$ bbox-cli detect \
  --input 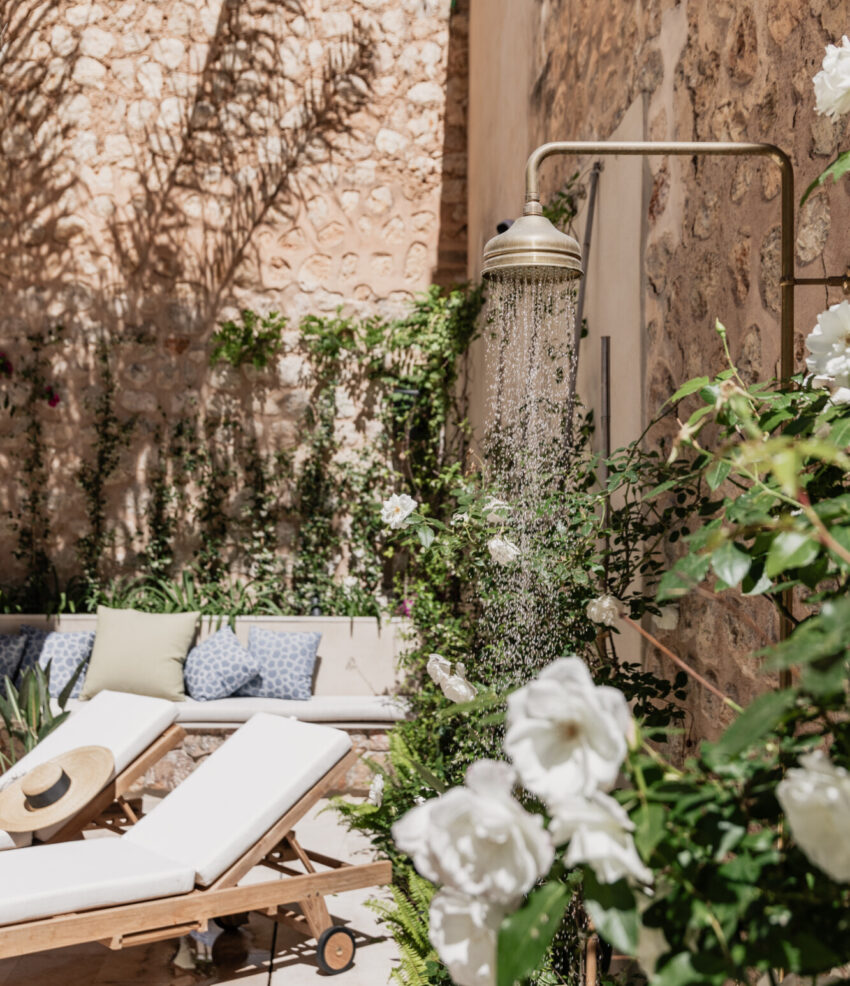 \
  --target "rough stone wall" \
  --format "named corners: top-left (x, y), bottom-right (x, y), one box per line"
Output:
top-left (0, 0), bottom-right (467, 583)
top-left (471, 0), bottom-right (850, 741)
